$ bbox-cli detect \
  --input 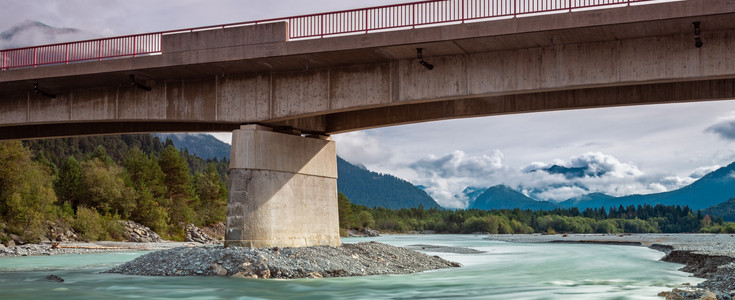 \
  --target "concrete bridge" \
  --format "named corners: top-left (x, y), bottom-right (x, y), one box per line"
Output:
top-left (1, 0), bottom-right (734, 248)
